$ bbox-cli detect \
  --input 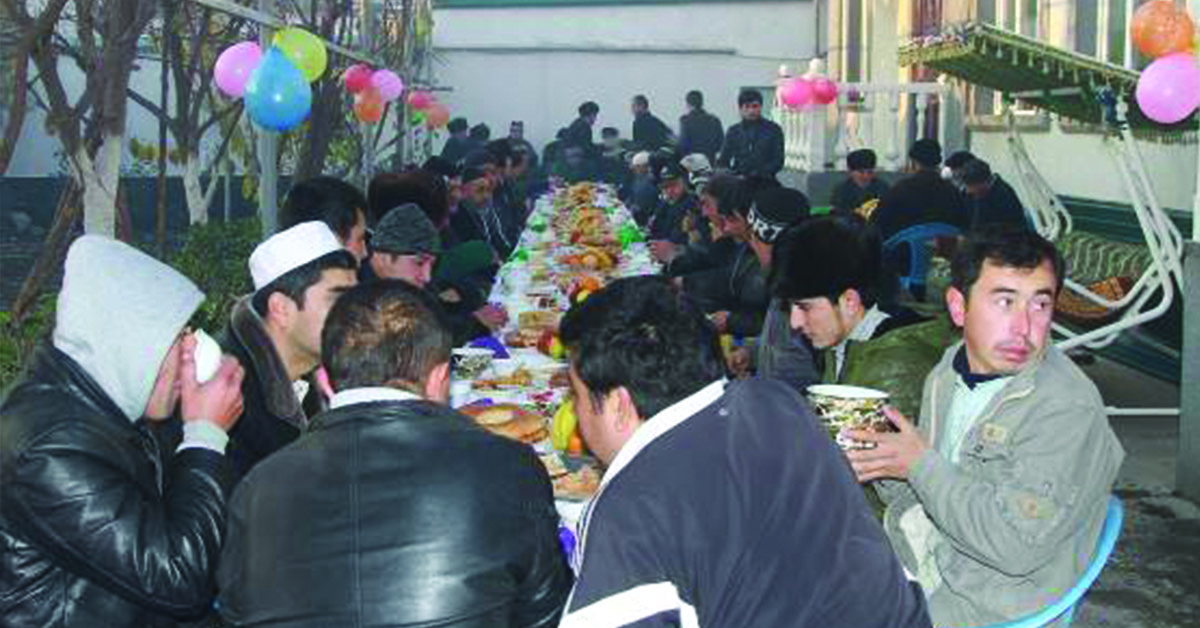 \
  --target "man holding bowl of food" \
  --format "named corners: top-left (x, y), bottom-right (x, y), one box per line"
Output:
top-left (843, 226), bottom-right (1124, 627)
